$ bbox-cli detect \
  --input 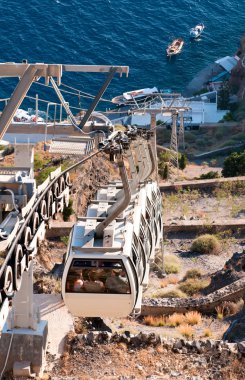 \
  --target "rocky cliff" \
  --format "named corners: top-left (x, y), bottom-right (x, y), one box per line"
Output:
top-left (230, 35), bottom-right (245, 99)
